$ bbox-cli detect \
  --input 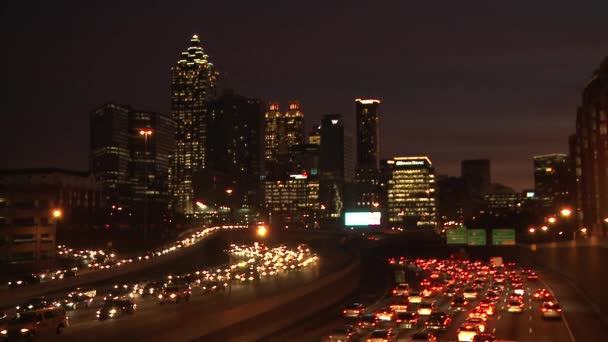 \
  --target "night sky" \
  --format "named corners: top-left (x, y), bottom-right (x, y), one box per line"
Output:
top-left (1, 1), bottom-right (607, 190)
